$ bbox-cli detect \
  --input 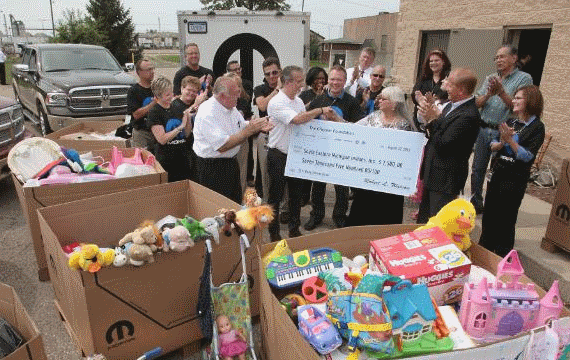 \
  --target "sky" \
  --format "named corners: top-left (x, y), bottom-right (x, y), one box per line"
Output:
top-left (1, 0), bottom-right (399, 39)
